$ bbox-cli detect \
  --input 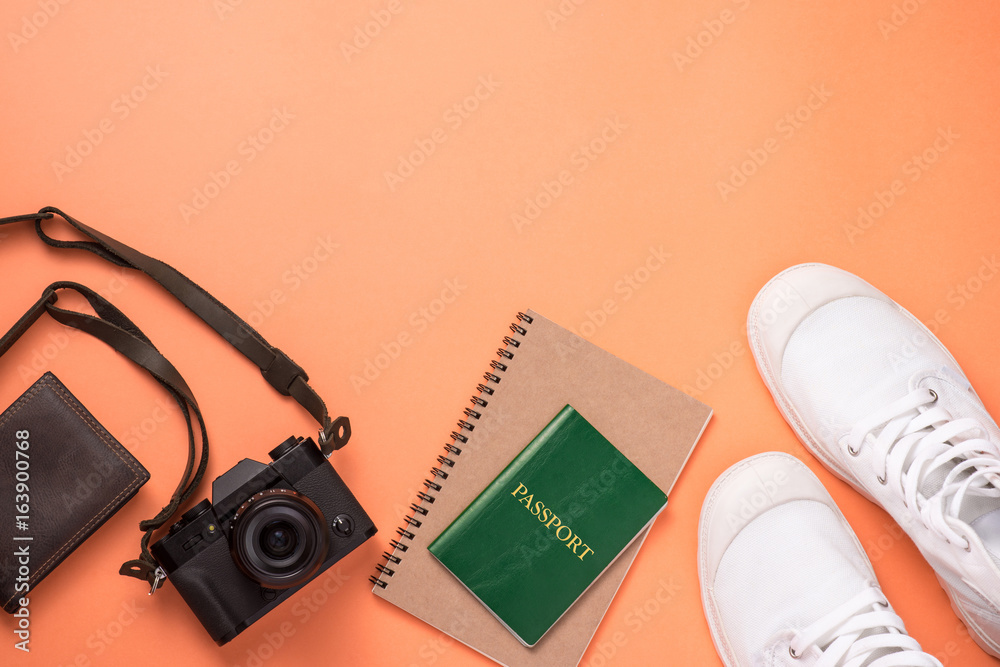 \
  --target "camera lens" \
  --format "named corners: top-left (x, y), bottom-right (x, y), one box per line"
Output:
top-left (260, 520), bottom-right (298, 559)
top-left (230, 489), bottom-right (330, 589)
